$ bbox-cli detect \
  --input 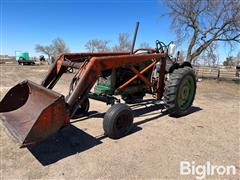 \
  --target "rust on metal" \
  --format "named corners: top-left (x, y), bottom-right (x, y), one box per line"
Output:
top-left (66, 53), bottom-right (165, 108)
top-left (129, 66), bottom-right (153, 87)
top-left (0, 48), bottom-right (166, 147)
top-left (0, 80), bottom-right (69, 147)
top-left (0, 21), bottom-right (174, 148)
top-left (116, 60), bottom-right (157, 91)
